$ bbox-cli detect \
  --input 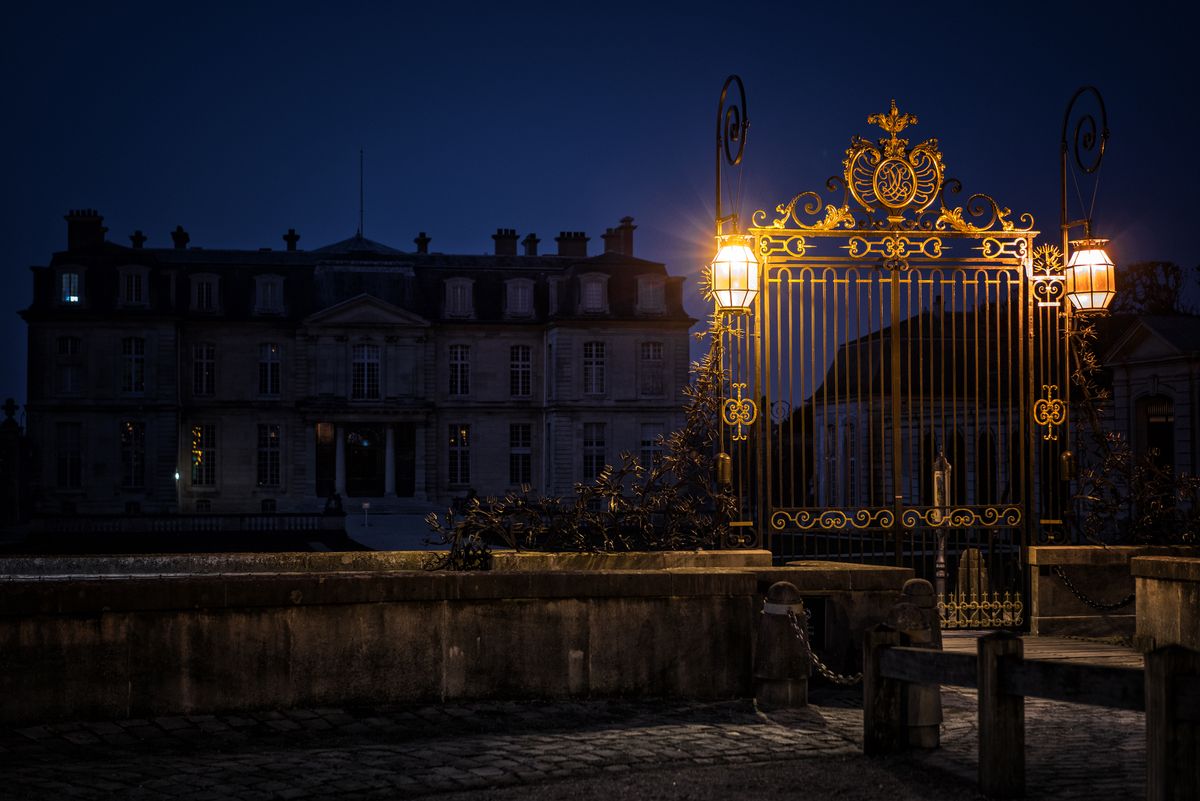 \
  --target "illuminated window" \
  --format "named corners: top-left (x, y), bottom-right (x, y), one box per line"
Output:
top-left (445, 278), bottom-right (474, 318)
top-left (258, 343), bottom-right (281, 396)
top-left (640, 423), bottom-right (664, 467)
top-left (193, 343), bottom-right (215, 396)
top-left (55, 422), bottom-right (82, 489)
top-left (449, 344), bottom-right (470, 396)
top-left (255, 275), bottom-right (284, 314)
top-left (510, 344), bottom-right (531, 397)
top-left (351, 343), bottom-right (380, 400)
top-left (120, 420), bottom-right (145, 489)
top-left (257, 423), bottom-right (281, 487)
top-left (640, 341), bottom-right (664, 396)
top-left (60, 272), bottom-right (81, 304)
top-left (191, 424), bottom-right (217, 486)
top-left (121, 337), bottom-right (145, 395)
top-left (583, 422), bottom-right (606, 479)
top-left (448, 423), bottom-right (470, 485)
top-left (509, 423), bottom-right (531, 486)
top-left (637, 275), bottom-right (665, 313)
top-left (506, 279), bottom-right (534, 317)
top-left (583, 341), bottom-right (605, 395)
